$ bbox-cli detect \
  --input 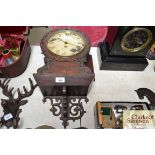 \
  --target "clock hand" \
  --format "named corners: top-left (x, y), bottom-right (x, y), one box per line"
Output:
top-left (65, 42), bottom-right (82, 47)
top-left (56, 38), bottom-right (66, 43)
top-left (49, 38), bottom-right (65, 42)
top-left (58, 38), bottom-right (81, 47)
top-left (50, 38), bottom-right (83, 48)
